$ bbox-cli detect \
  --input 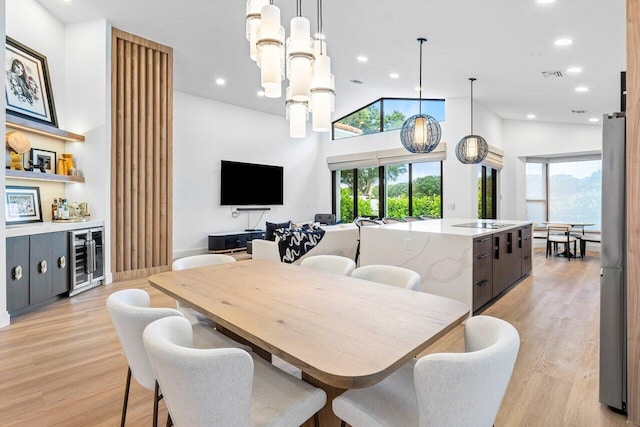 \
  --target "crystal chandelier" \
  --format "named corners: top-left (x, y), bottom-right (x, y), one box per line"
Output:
top-left (455, 78), bottom-right (489, 164)
top-left (400, 38), bottom-right (441, 153)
